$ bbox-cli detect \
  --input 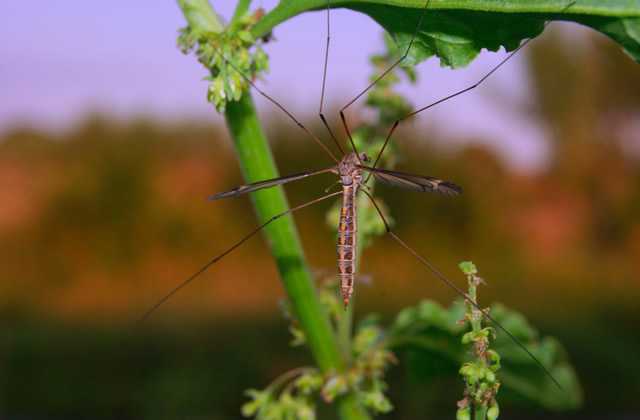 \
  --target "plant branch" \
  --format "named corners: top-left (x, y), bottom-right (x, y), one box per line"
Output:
top-left (231, 0), bottom-right (253, 24)
top-left (178, 0), bottom-right (224, 33)
top-left (224, 94), bottom-right (344, 373)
